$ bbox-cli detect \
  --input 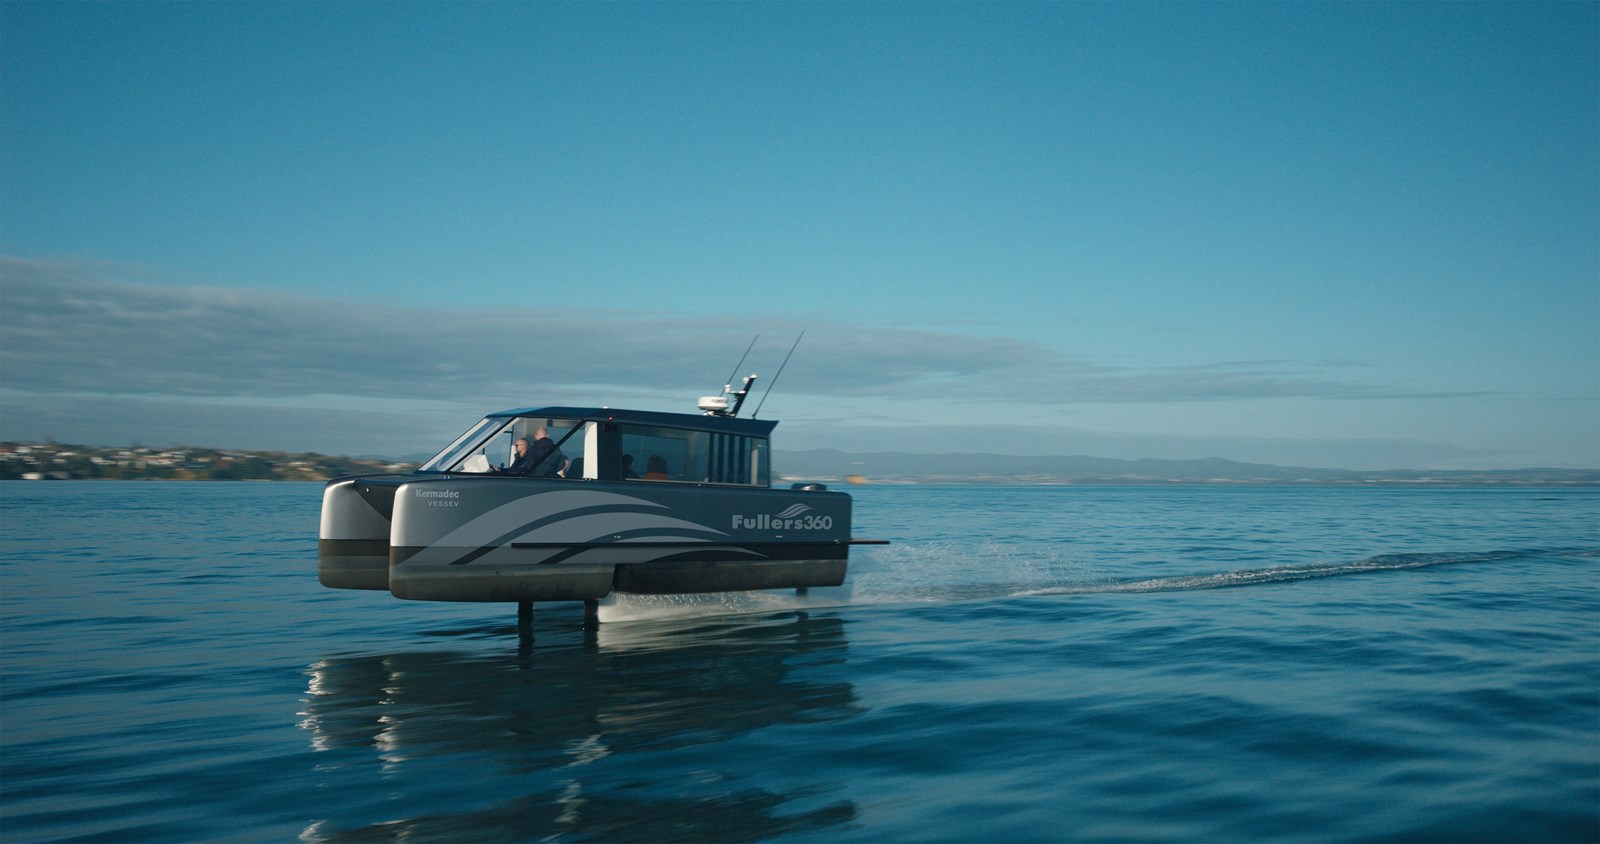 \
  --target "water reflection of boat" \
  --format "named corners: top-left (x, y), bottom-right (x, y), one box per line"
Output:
top-left (298, 614), bottom-right (858, 840)
top-left (319, 375), bottom-right (885, 617)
